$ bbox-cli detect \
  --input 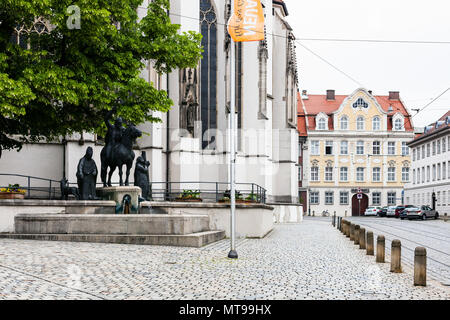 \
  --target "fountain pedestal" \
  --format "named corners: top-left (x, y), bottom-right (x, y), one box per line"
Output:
top-left (97, 186), bottom-right (141, 214)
